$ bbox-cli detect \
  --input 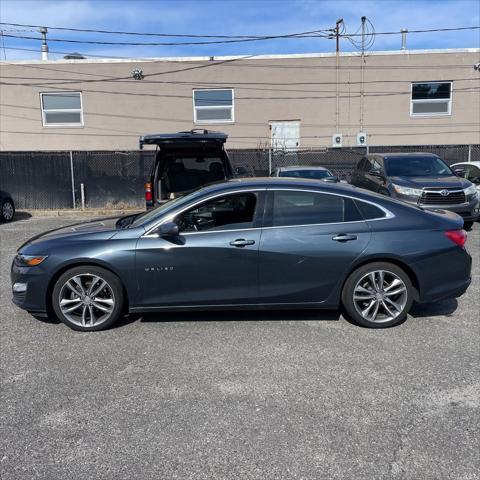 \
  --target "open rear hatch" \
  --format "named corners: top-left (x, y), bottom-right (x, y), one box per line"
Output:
top-left (140, 130), bottom-right (232, 203)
